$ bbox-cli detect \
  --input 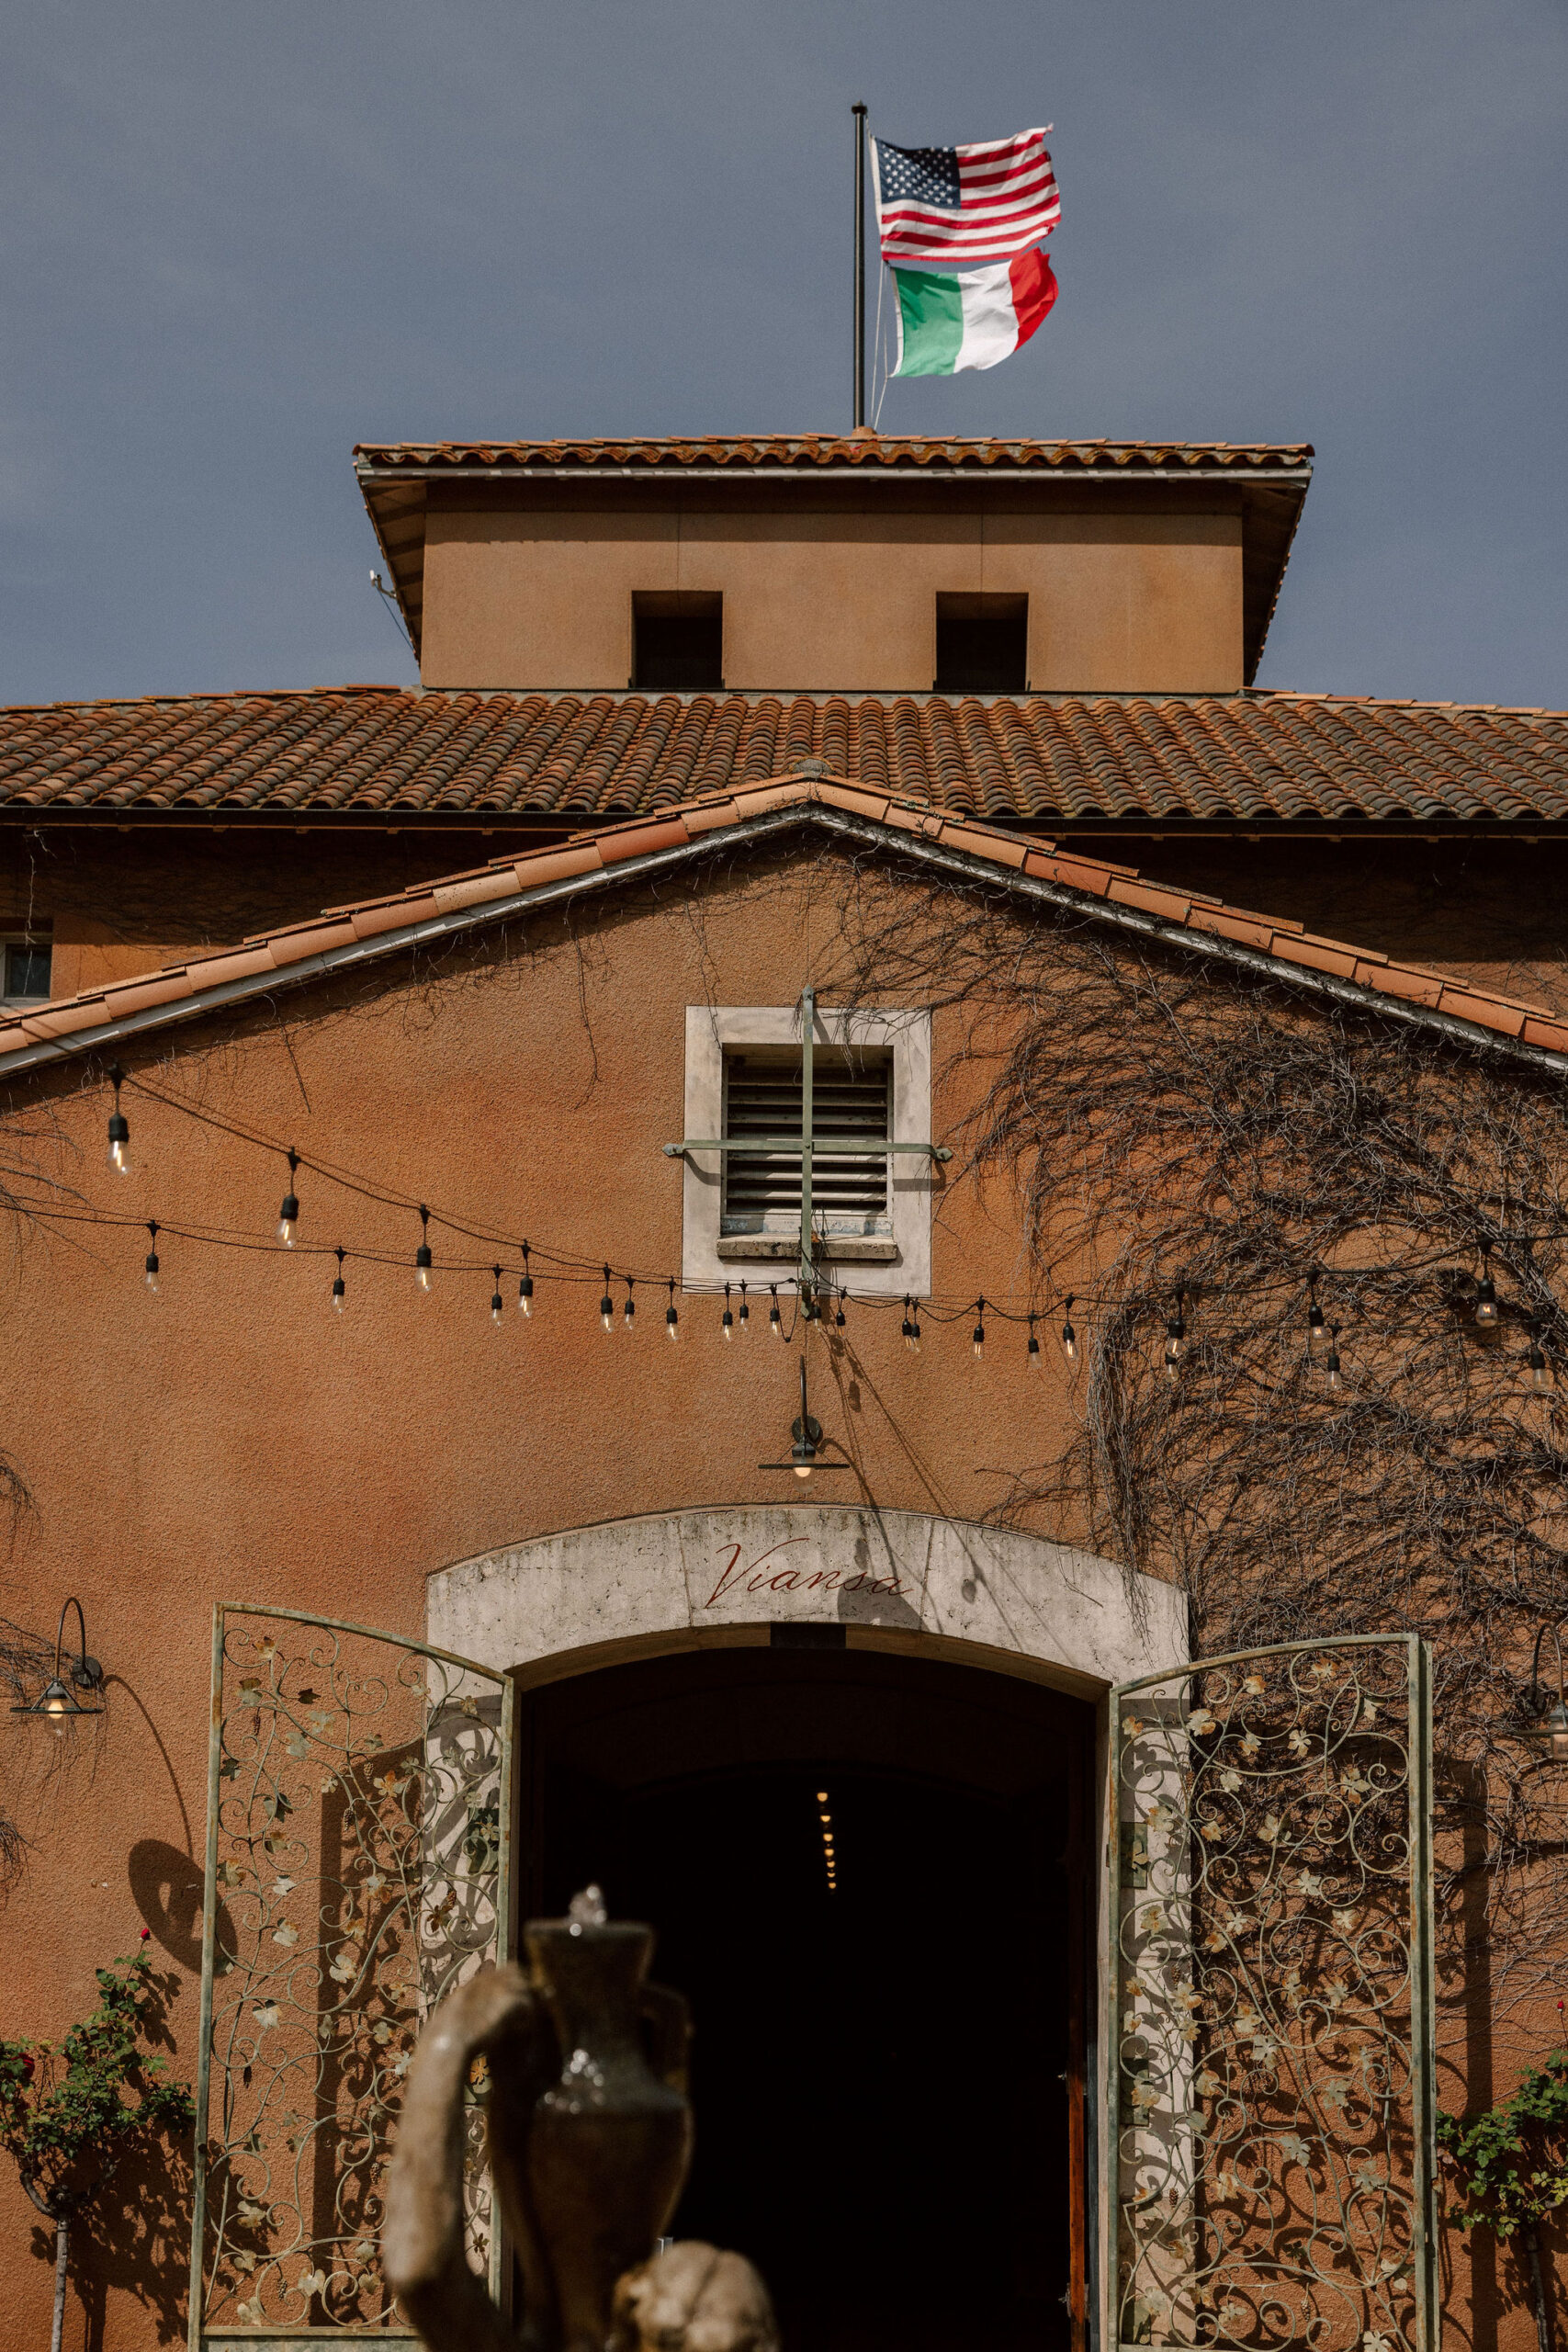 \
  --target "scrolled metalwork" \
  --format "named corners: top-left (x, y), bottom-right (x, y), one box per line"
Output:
top-left (1111, 1634), bottom-right (1434, 2352)
top-left (189, 1604), bottom-right (512, 2346)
